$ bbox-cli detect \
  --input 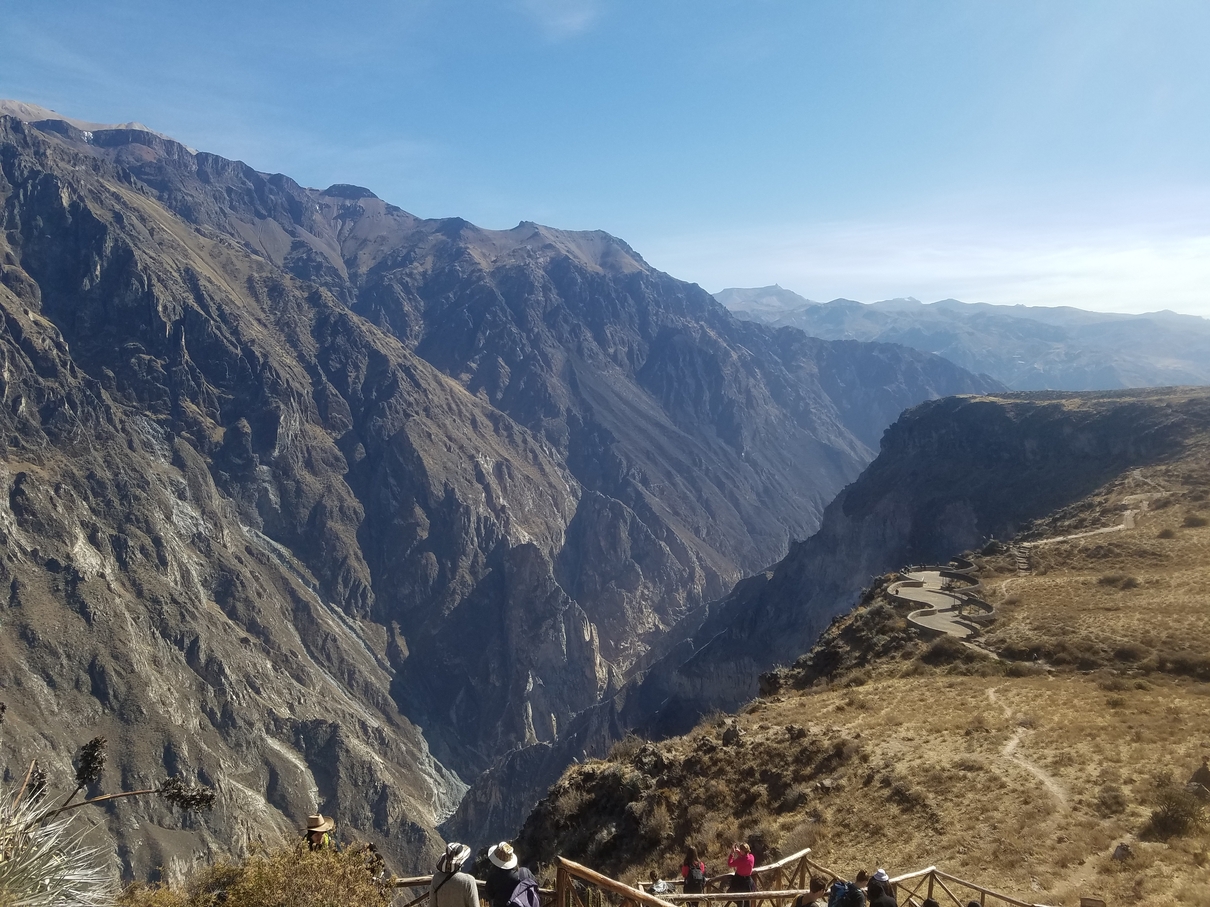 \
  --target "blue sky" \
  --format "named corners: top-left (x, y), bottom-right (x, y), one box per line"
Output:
top-left (3, 0), bottom-right (1209, 316)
